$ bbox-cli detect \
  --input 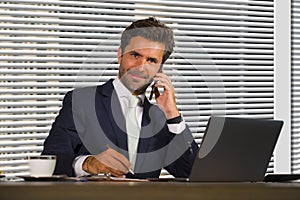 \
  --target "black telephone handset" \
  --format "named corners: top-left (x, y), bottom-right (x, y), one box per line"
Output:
top-left (149, 65), bottom-right (163, 100)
